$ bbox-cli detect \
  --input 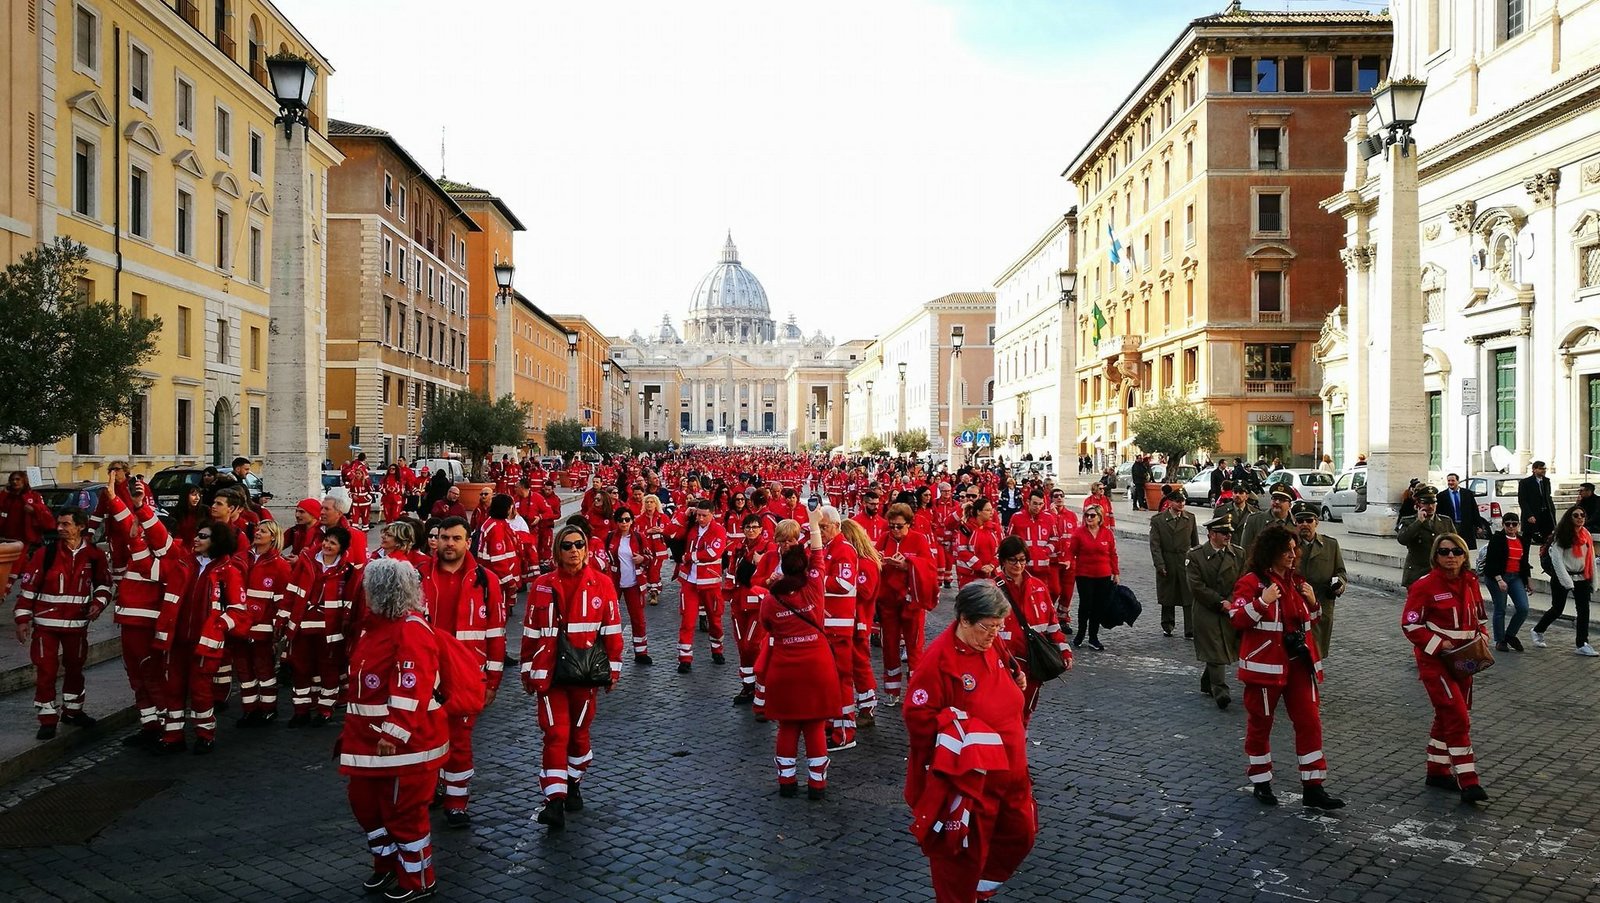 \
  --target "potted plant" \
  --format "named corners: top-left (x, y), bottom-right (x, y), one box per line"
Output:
top-left (1130, 398), bottom-right (1224, 510)
top-left (420, 389), bottom-right (533, 499)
